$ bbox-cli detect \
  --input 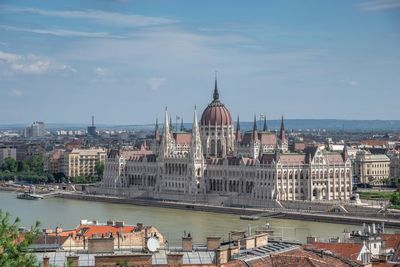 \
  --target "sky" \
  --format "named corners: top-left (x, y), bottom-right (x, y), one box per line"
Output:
top-left (0, 0), bottom-right (399, 125)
